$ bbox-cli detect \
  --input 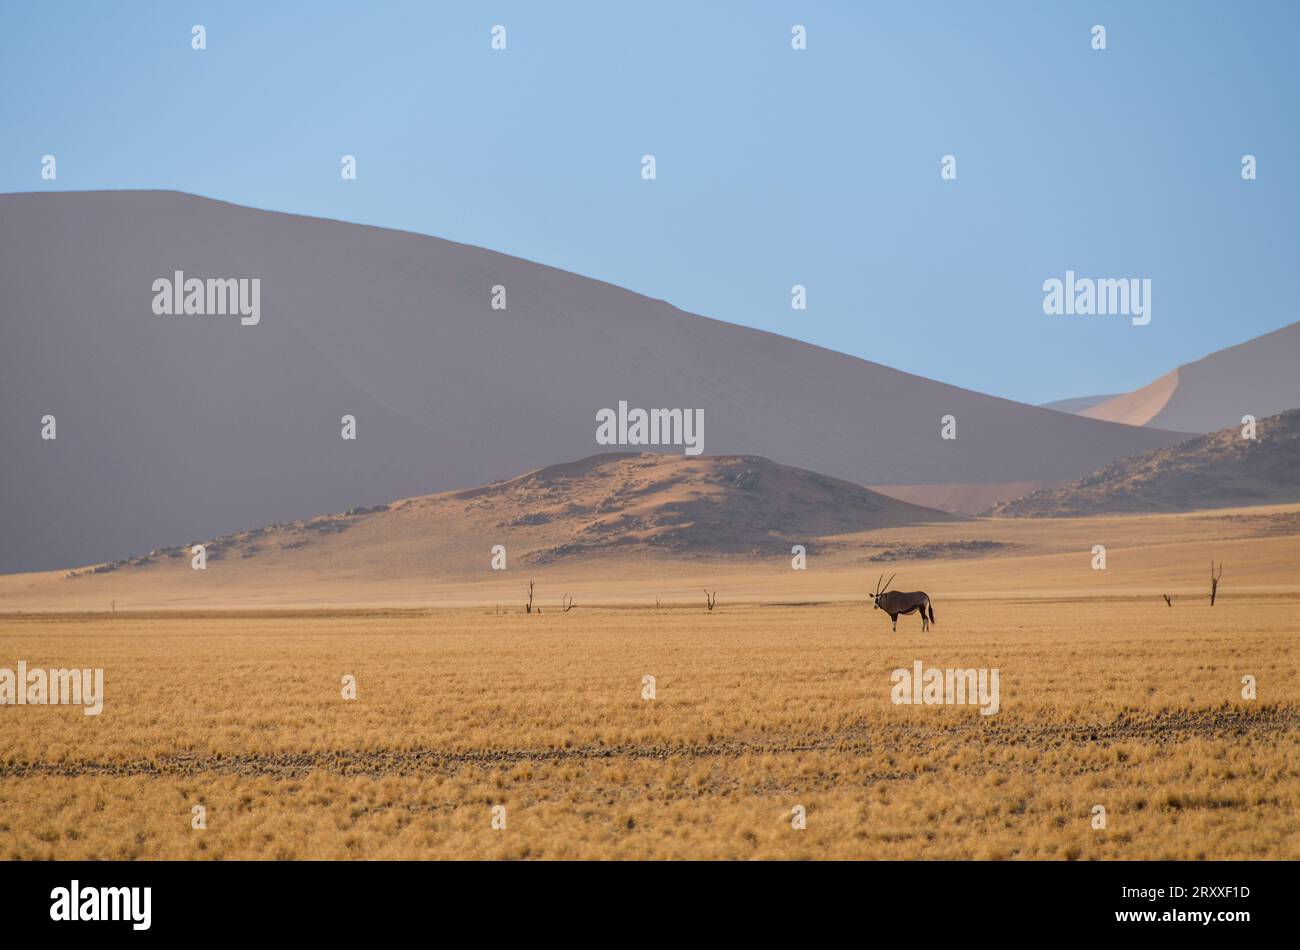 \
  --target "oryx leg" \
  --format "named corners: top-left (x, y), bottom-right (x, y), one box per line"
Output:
top-left (890, 614), bottom-right (898, 631)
